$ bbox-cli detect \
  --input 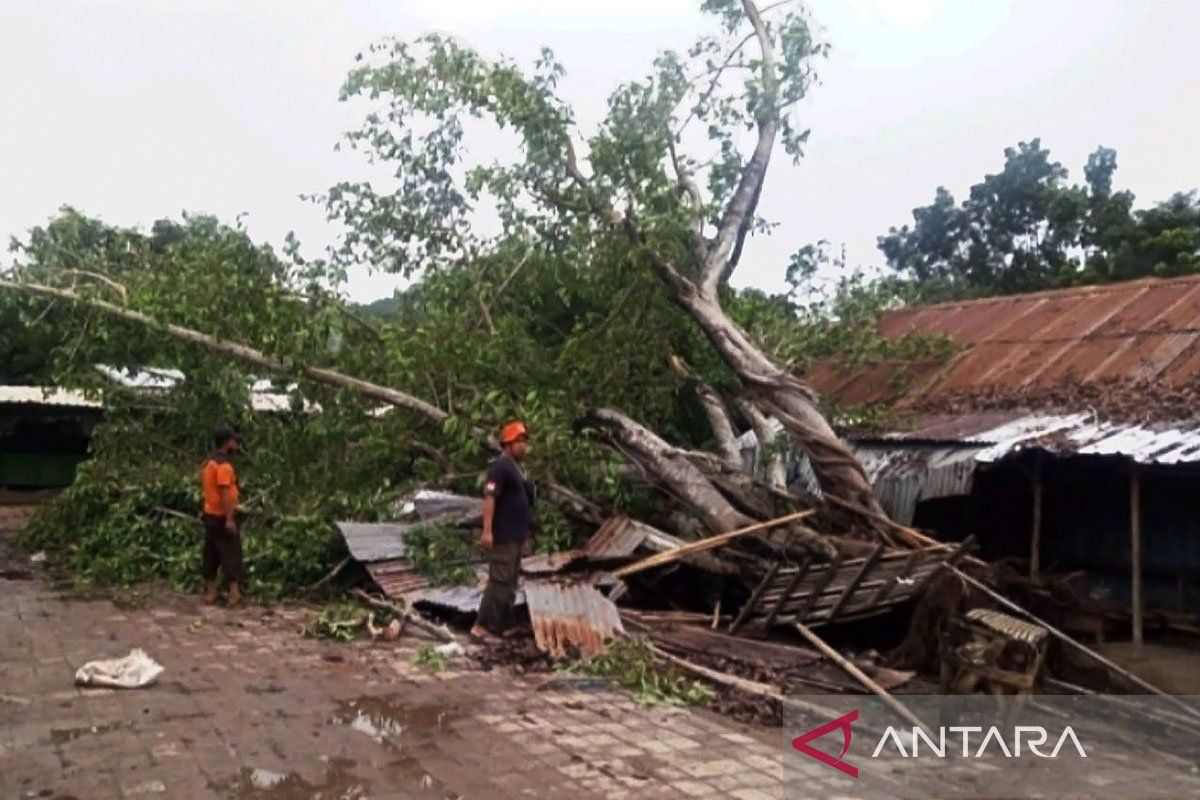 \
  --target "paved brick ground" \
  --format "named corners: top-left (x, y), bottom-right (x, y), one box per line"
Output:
top-left (0, 506), bottom-right (787, 799)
